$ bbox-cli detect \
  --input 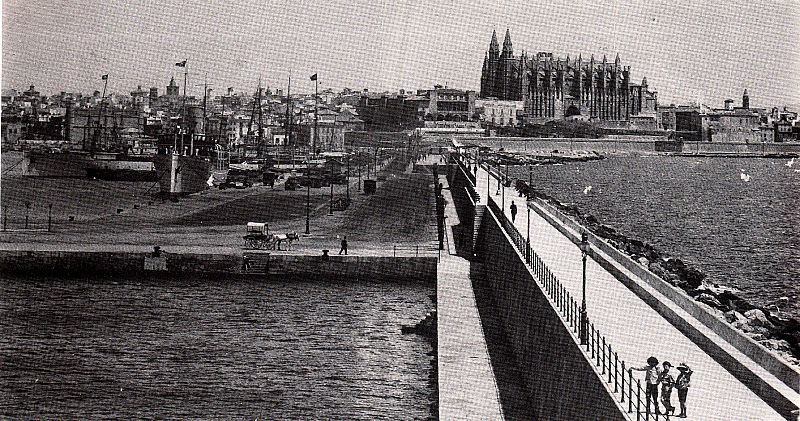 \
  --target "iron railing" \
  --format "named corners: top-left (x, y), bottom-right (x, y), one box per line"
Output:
top-left (487, 192), bottom-right (670, 421)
